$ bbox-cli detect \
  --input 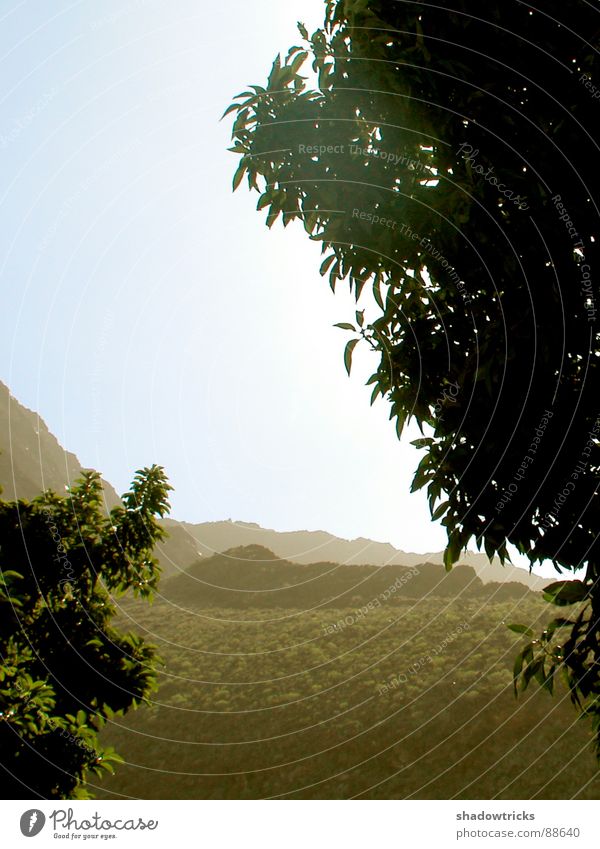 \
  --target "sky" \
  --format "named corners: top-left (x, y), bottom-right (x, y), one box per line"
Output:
top-left (0, 0), bottom-right (554, 576)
